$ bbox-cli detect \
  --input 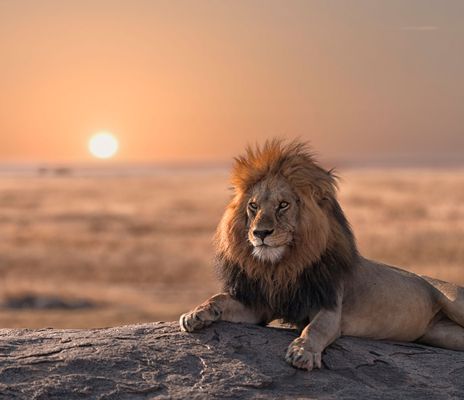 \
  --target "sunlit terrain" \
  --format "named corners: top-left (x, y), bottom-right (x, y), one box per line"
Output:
top-left (0, 168), bottom-right (463, 328)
